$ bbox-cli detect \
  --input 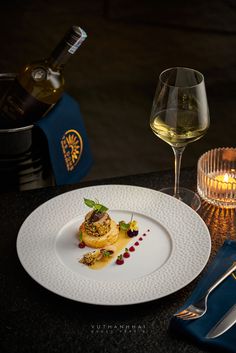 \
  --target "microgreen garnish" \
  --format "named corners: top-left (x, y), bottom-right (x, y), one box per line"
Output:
top-left (84, 198), bottom-right (108, 213)
top-left (103, 250), bottom-right (112, 257)
top-left (119, 214), bottom-right (138, 232)
top-left (119, 221), bottom-right (130, 231)
top-left (117, 254), bottom-right (123, 260)
top-left (78, 230), bottom-right (83, 242)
